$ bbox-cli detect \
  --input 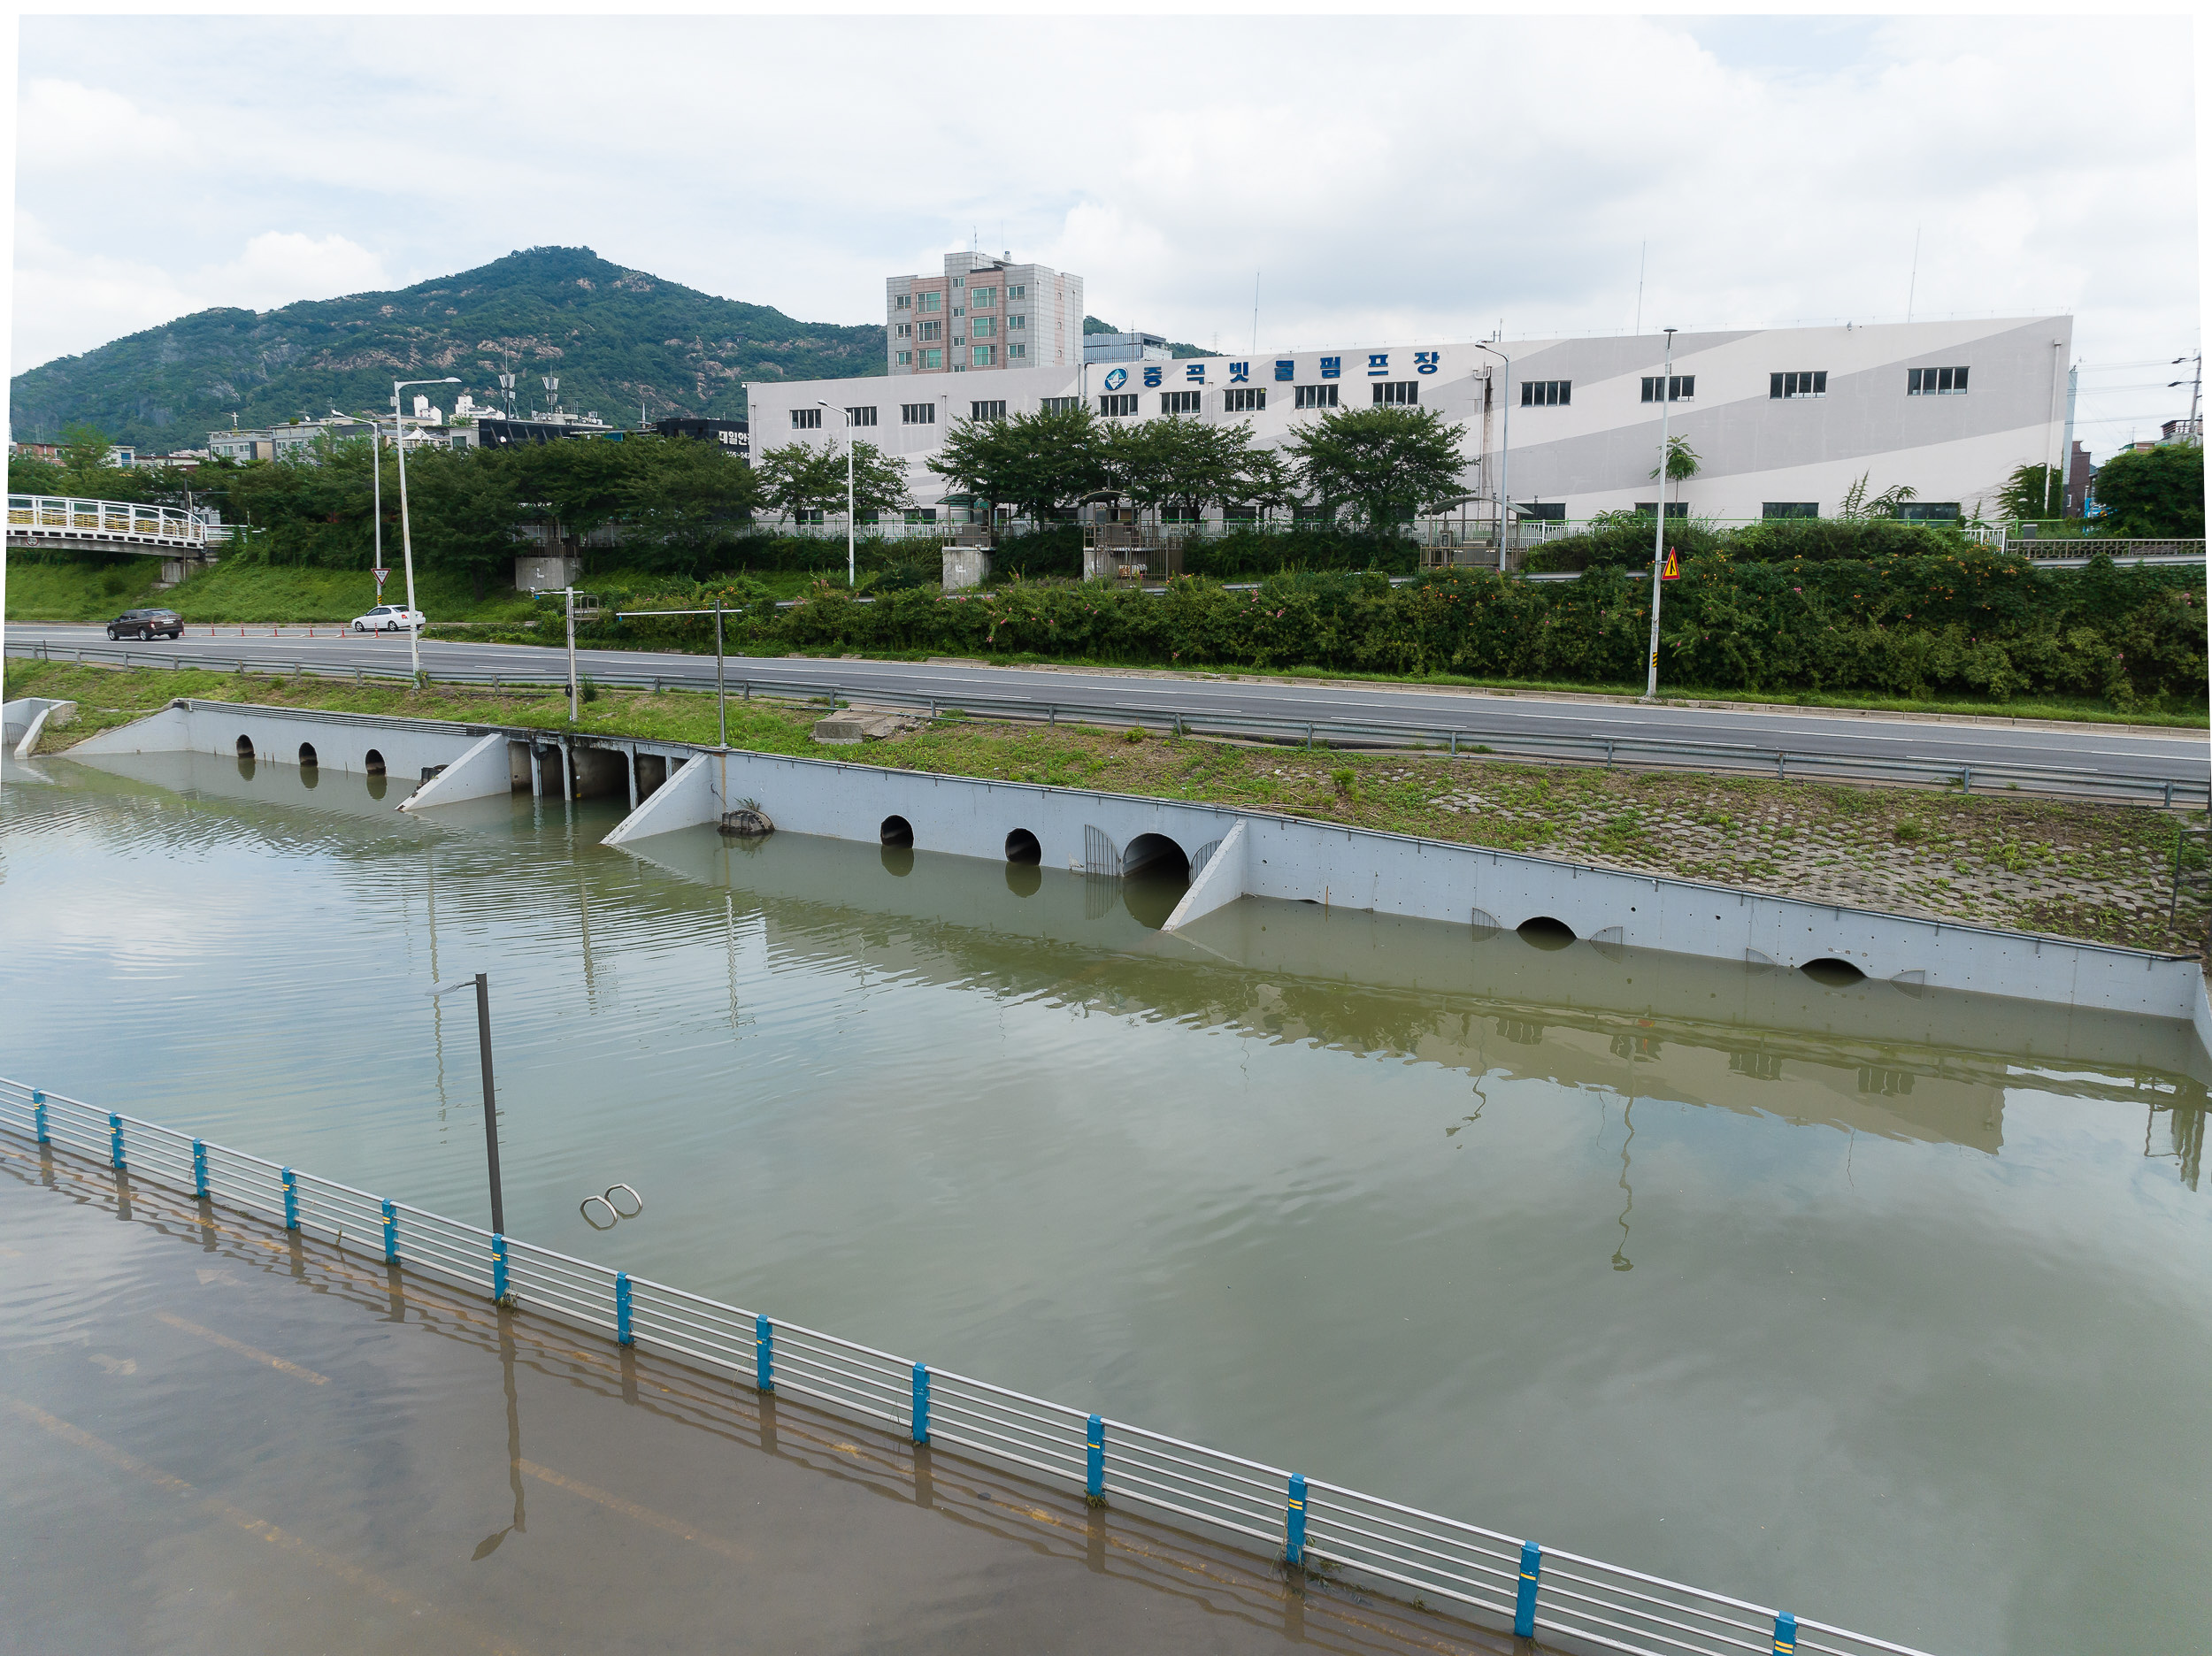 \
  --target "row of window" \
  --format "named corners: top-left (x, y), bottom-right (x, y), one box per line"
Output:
top-left (895, 283), bottom-right (1031, 312)
top-left (1522, 367), bottom-right (1972, 409)
top-left (894, 344), bottom-right (1028, 369)
top-left (790, 402), bottom-right (942, 429)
